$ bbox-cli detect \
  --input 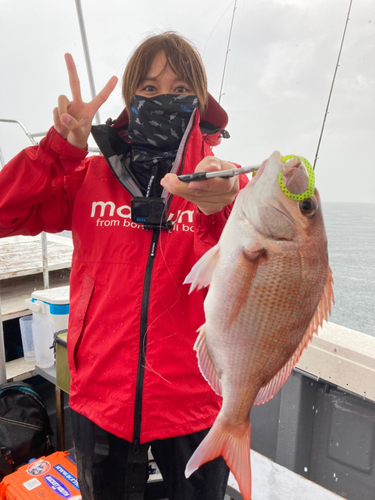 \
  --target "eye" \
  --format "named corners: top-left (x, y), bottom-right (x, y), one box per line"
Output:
top-left (142, 85), bottom-right (156, 92)
top-left (299, 197), bottom-right (318, 217)
top-left (174, 86), bottom-right (190, 93)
